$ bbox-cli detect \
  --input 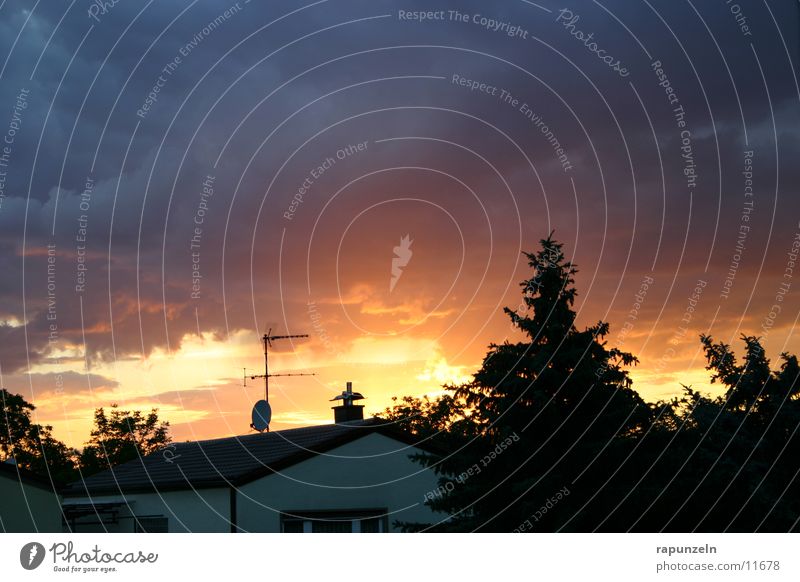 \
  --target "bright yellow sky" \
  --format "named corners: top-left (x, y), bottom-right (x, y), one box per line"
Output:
top-left (14, 243), bottom-right (800, 450)
top-left (19, 314), bottom-right (742, 450)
